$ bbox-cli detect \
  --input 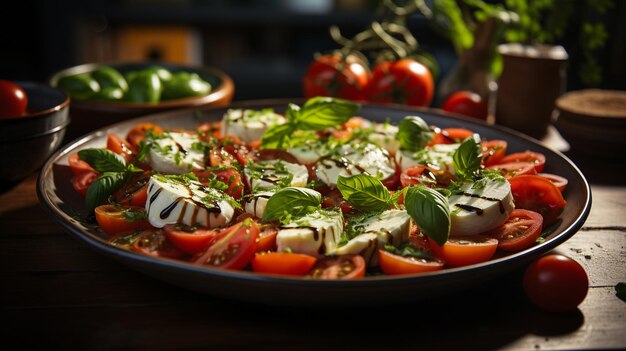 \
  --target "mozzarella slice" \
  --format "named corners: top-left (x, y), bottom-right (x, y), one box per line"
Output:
top-left (244, 159), bottom-right (308, 191)
top-left (367, 123), bottom-right (400, 155)
top-left (395, 143), bottom-right (460, 174)
top-left (276, 209), bottom-right (344, 257)
top-left (145, 175), bottom-right (235, 228)
top-left (315, 142), bottom-right (395, 188)
top-left (287, 142), bottom-right (329, 165)
top-left (243, 191), bottom-right (273, 218)
top-left (332, 209), bottom-right (411, 266)
top-left (221, 108), bottom-right (286, 143)
top-left (147, 132), bottom-right (206, 174)
top-left (448, 178), bottom-right (515, 236)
